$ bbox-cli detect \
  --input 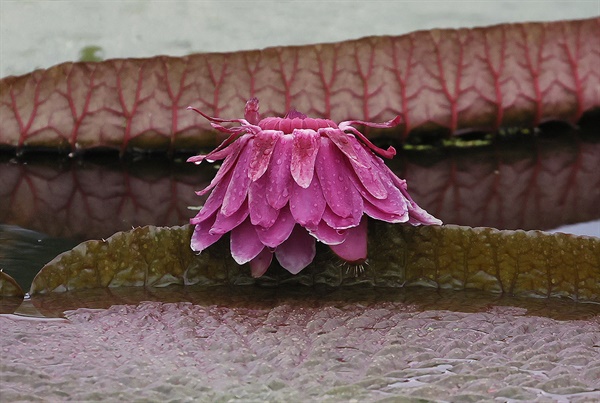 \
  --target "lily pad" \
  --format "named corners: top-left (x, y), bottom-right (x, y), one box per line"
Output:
top-left (0, 270), bottom-right (24, 297)
top-left (30, 223), bottom-right (600, 302)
